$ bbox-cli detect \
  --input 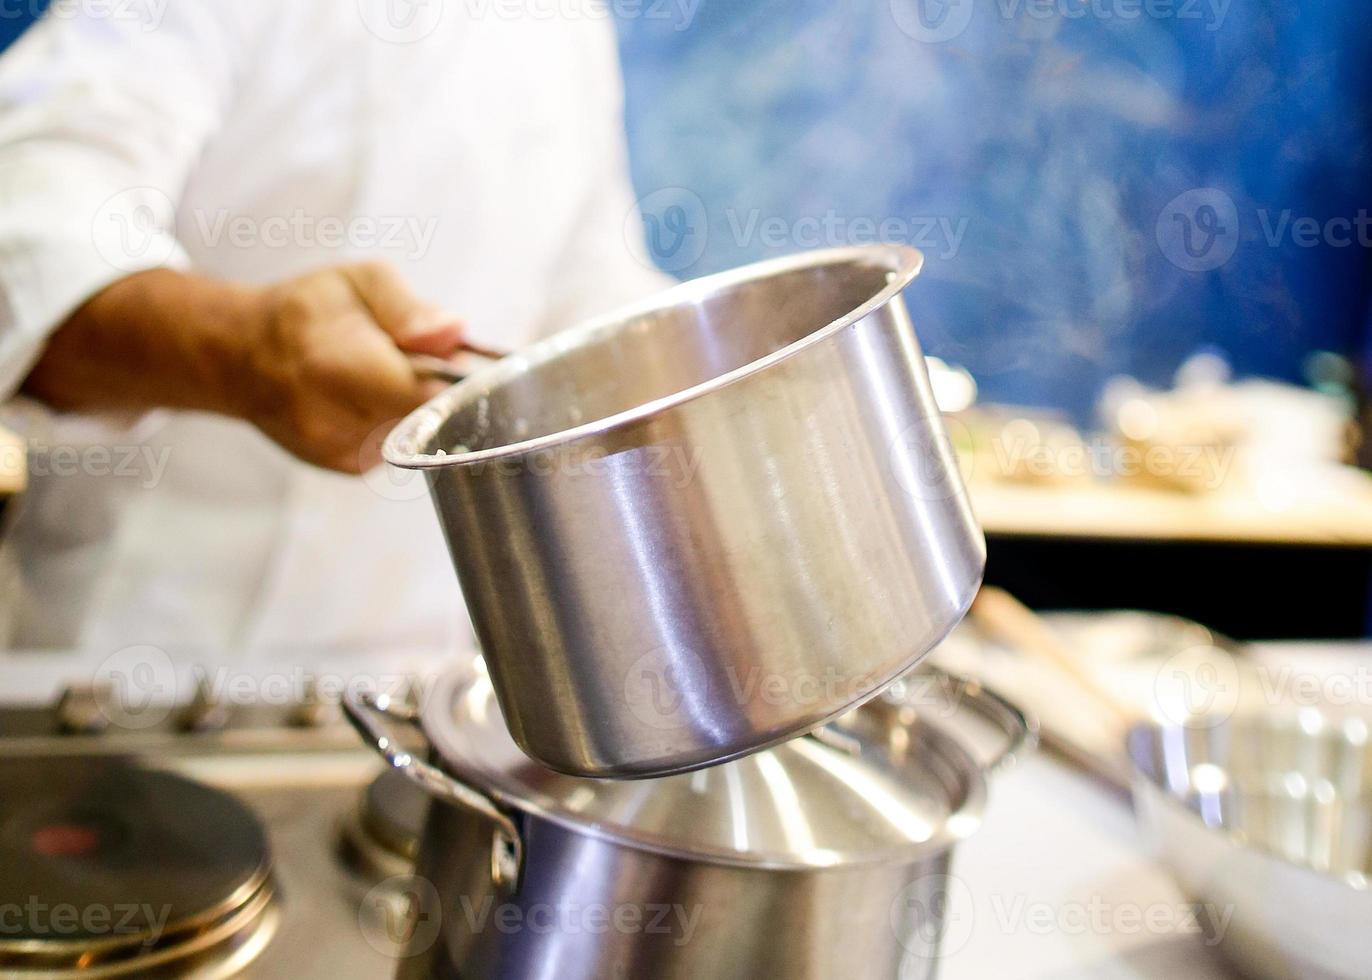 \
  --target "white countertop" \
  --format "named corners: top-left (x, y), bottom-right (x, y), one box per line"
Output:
top-left (943, 753), bottom-right (1232, 980)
